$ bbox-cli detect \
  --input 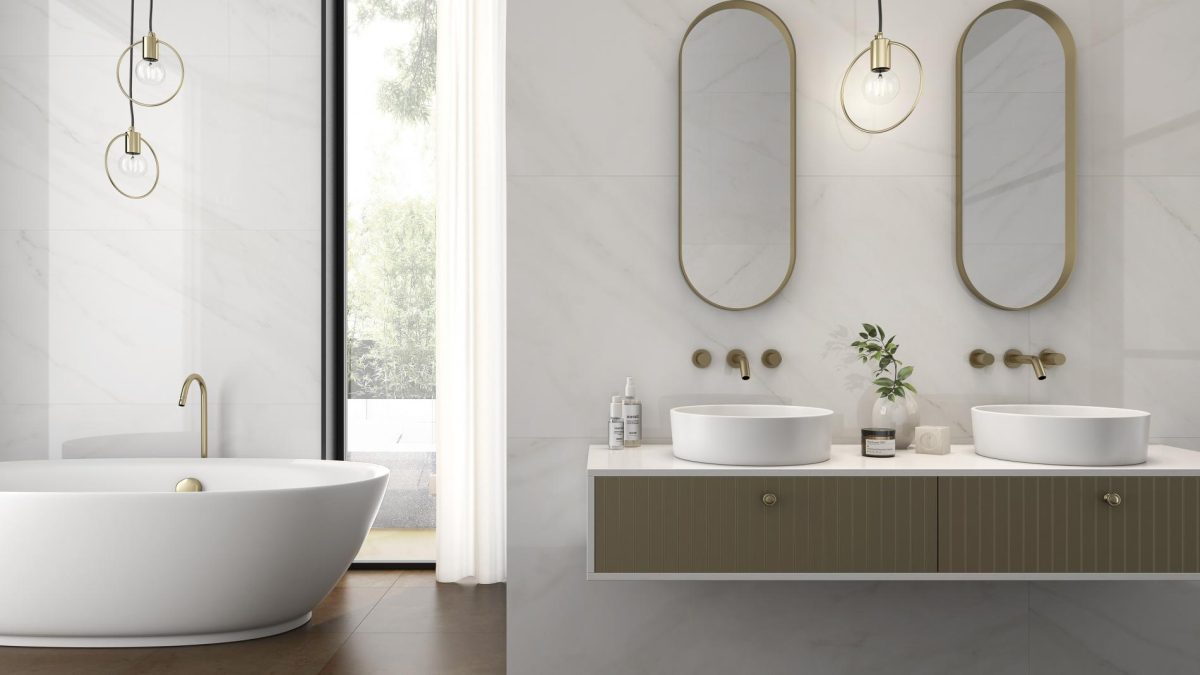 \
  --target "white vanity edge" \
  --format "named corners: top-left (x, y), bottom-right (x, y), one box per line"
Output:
top-left (587, 444), bottom-right (1200, 476)
top-left (585, 443), bottom-right (1200, 581)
